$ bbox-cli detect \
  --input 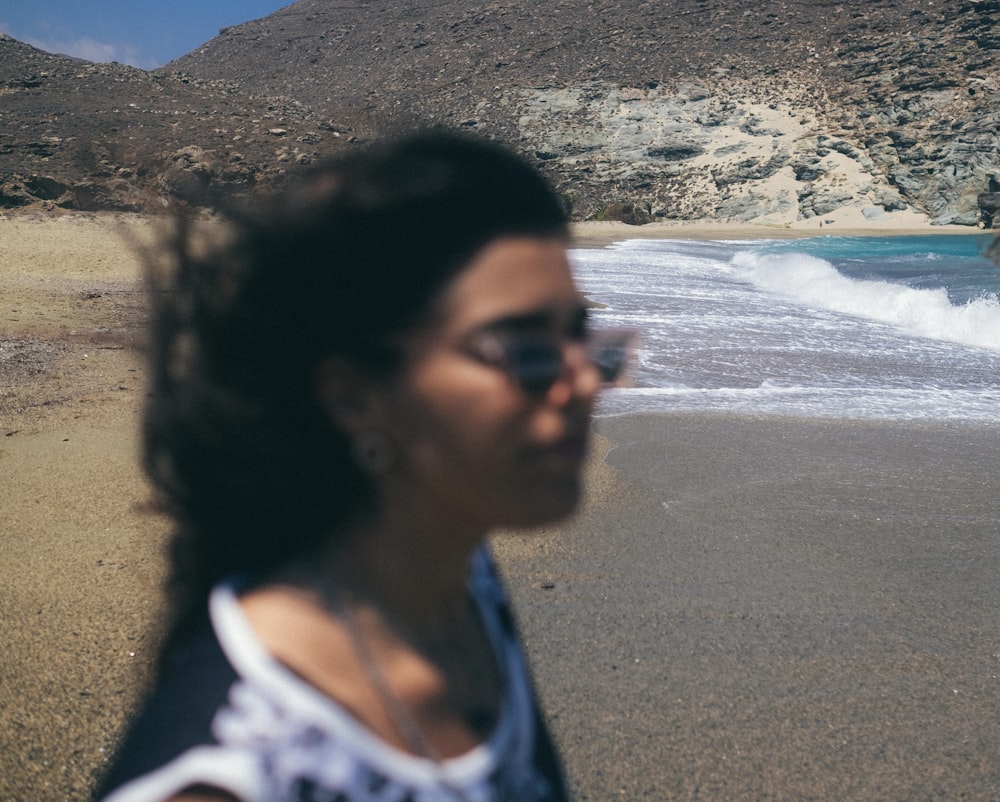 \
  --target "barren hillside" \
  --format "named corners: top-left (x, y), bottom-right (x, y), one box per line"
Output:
top-left (2, 0), bottom-right (998, 223)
